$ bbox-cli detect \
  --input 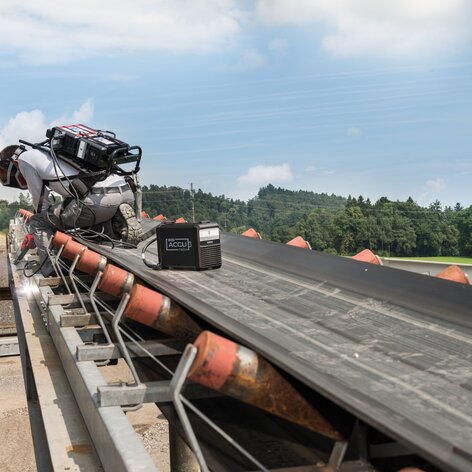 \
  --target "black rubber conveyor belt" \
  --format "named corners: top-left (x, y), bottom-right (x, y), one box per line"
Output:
top-left (85, 230), bottom-right (472, 472)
